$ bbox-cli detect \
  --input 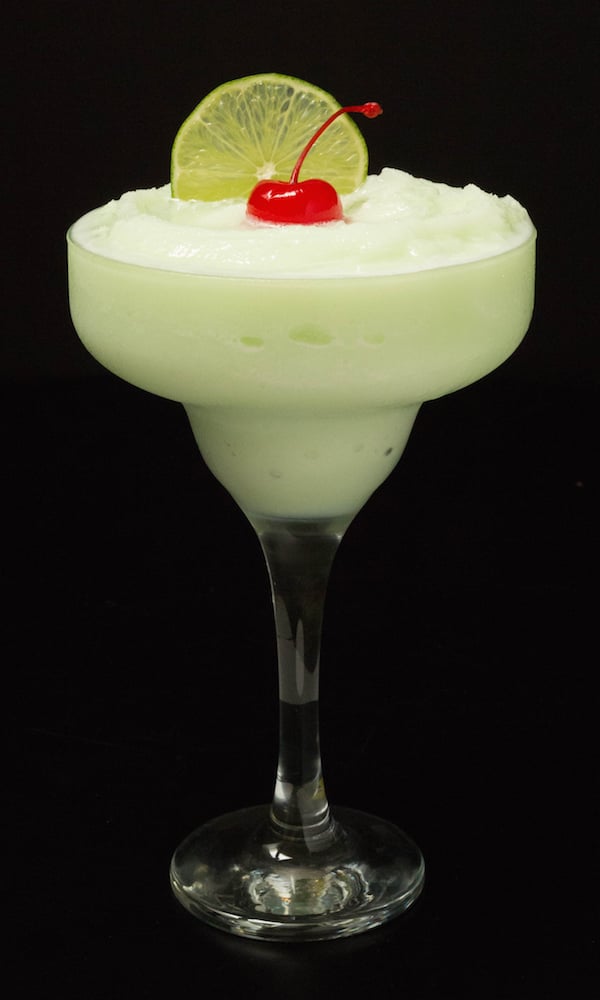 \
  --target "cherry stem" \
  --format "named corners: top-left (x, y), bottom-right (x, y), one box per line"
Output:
top-left (289, 103), bottom-right (383, 184)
